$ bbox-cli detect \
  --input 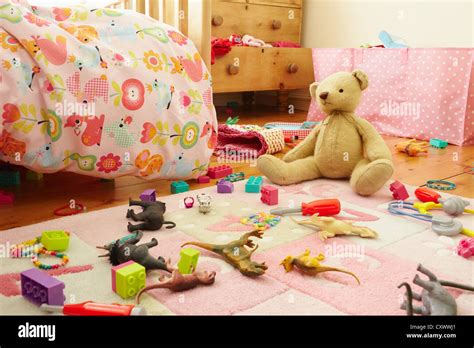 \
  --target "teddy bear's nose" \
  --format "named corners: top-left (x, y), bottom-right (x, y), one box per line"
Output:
top-left (319, 92), bottom-right (329, 100)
